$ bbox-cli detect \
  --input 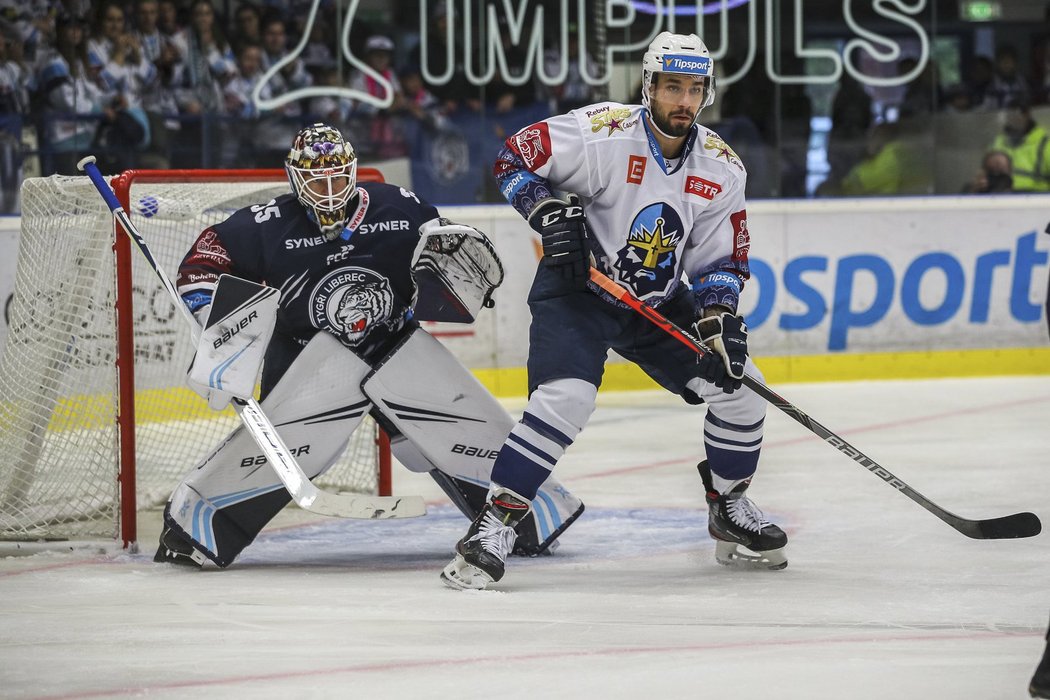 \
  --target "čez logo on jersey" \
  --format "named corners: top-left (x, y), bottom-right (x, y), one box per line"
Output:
top-left (310, 267), bottom-right (394, 346)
